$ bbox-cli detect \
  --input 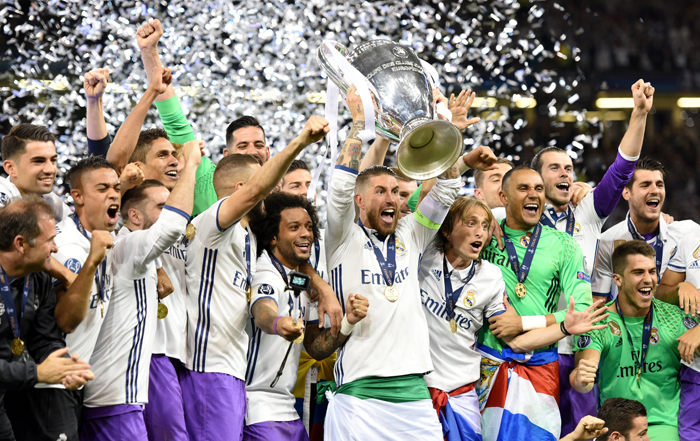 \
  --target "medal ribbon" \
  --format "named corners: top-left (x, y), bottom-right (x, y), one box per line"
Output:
top-left (500, 220), bottom-right (542, 285)
top-left (626, 216), bottom-right (662, 281)
top-left (443, 256), bottom-right (476, 321)
top-left (311, 241), bottom-right (321, 271)
top-left (269, 253), bottom-right (303, 322)
top-left (540, 206), bottom-right (575, 236)
top-left (70, 214), bottom-right (106, 303)
top-left (358, 219), bottom-right (396, 288)
top-left (615, 296), bottom-right (653, 383)
top-left (244, 228), bottom-right (253, 291)
top-left (0, 267), bottom-right (30, 343)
